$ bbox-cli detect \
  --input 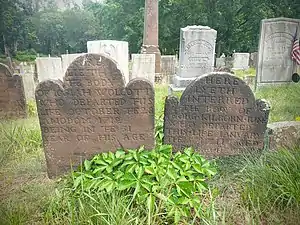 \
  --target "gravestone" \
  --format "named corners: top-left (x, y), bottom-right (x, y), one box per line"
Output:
top-left (169, 25), bottom-right (217, 93)
top-left (0, 63), bottom-right (27, 119)
top-left (249, 52), bottom-right (258, 68)
top-left (141, 0), bottom-right (161, 73)
top-left (216, 57), bottom-right (226, 68)
top-left (20, 64), bottom-right (36, 101)
top-left (161, 55), bottom-right (177, 84)
top-left (232, 53), bottom-right (250, 70)
top-left (87, 40), bottom-right (129, 84)
top-left (36, 57), bottom-right (63, 82)
top-left (256, 17), bottom-right (300, 86)
top-left (164, 72), bottom-right (270, 157)
top-left (131, 54), bottom-right (155, 84)
top-left (36, 54), bottom-right (155, 178)
top-left (61, 53), bottom-right (84, 75)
